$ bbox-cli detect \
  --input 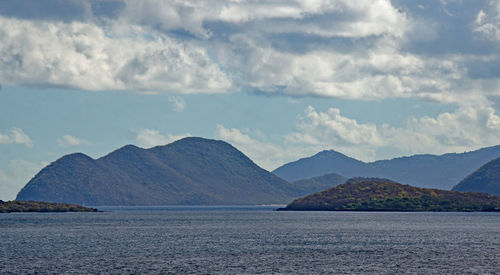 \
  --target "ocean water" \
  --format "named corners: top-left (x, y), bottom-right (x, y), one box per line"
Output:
top-left (1, 206), bottom-right (499, 274)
